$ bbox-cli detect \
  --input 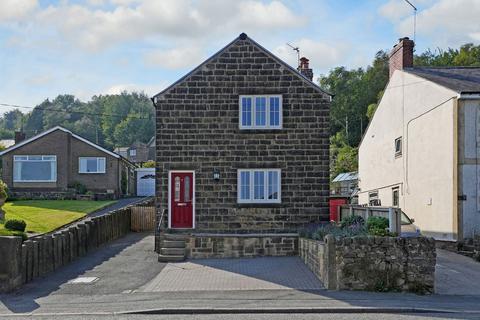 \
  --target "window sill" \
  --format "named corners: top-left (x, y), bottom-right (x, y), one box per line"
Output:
top-left (235, 203), bottom-right (284, 208)
top-left (238, 129), bottom-right (285, 134)
top-left (78, 172), bottom-right (106, 174)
